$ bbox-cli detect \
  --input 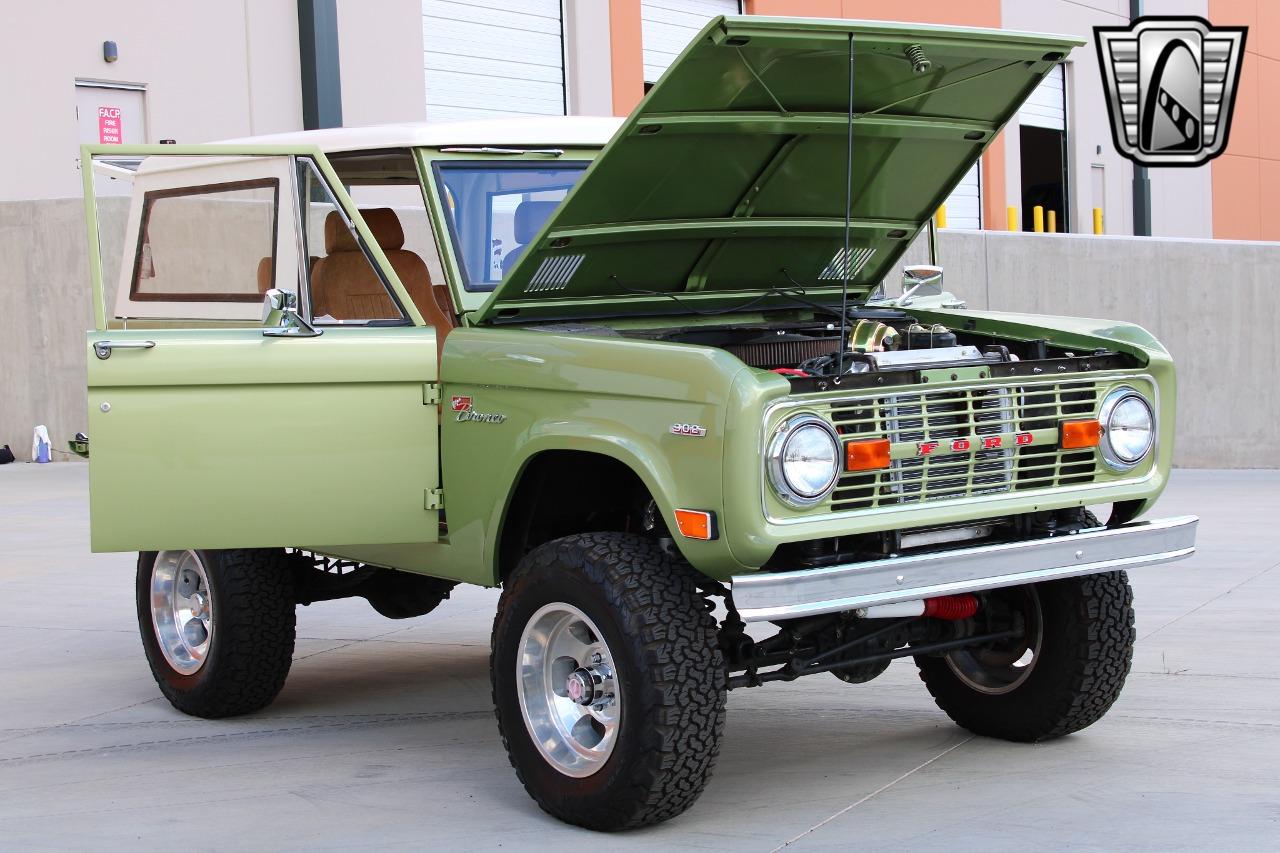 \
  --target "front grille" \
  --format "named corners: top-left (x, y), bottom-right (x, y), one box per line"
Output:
top-left (824, 378), bottom-right (1102, 510)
